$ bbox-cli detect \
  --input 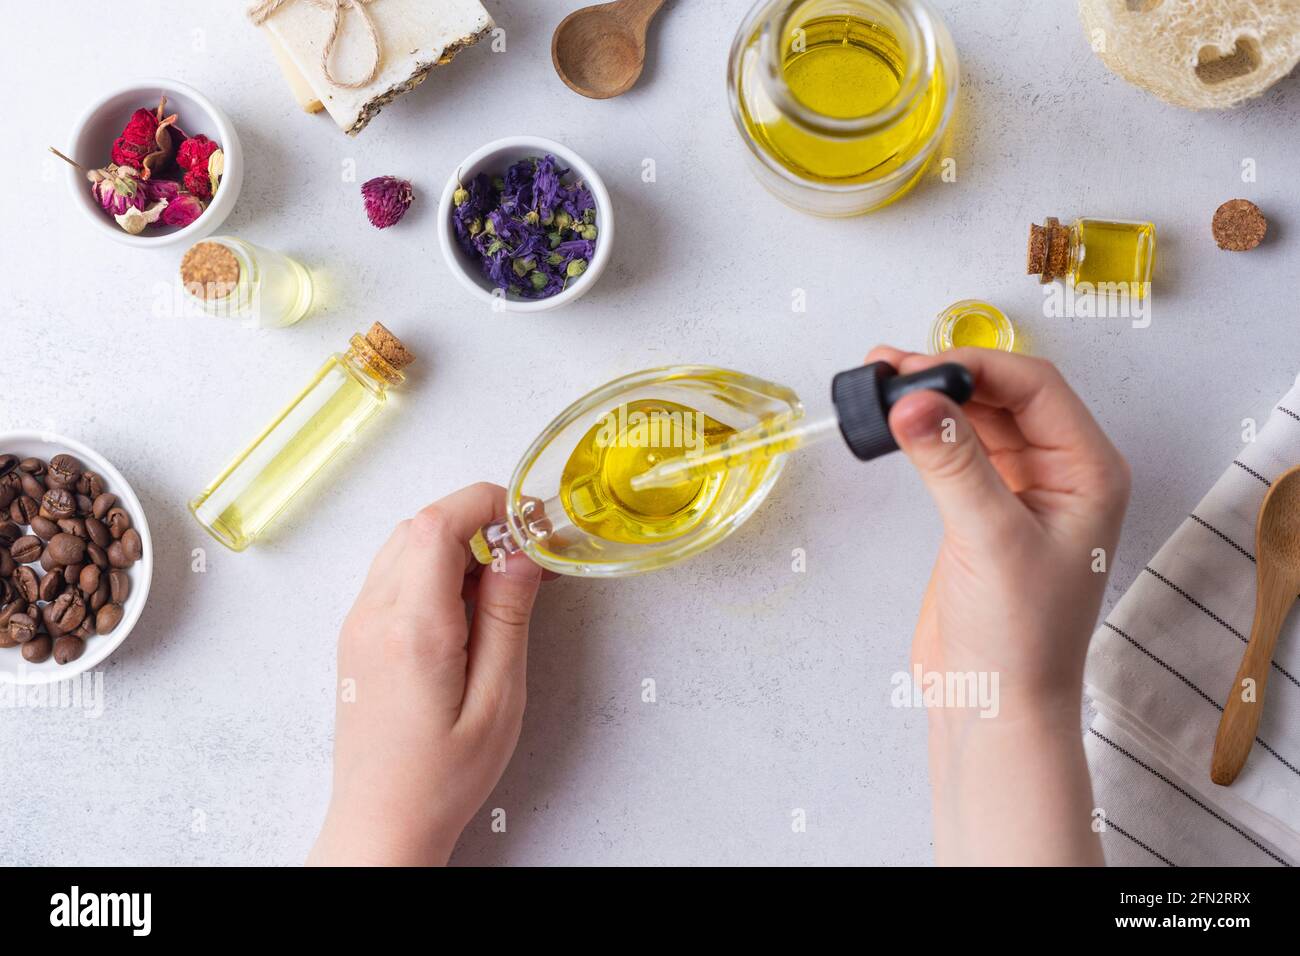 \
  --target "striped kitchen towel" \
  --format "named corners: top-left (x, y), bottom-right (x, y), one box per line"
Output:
top-left (1084, 376), bottom-right (1300, 866)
